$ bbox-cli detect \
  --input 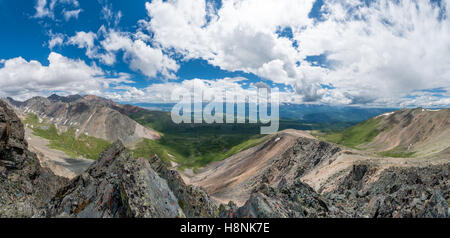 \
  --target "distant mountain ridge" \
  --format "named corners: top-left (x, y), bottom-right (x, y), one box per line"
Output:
top-left (364, 108), bottom-right (450, 157)
top-left (322, 108), bottom-right (450, 158)
top-left (5, 94), bottom-right (159, 146)
top-left (135, 102), bottom-right (397, 124)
